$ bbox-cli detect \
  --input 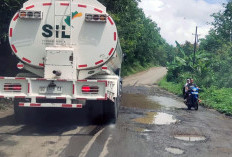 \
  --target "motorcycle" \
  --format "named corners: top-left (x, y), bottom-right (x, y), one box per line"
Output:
top-left (185, 86), bottom-right (199, 110)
